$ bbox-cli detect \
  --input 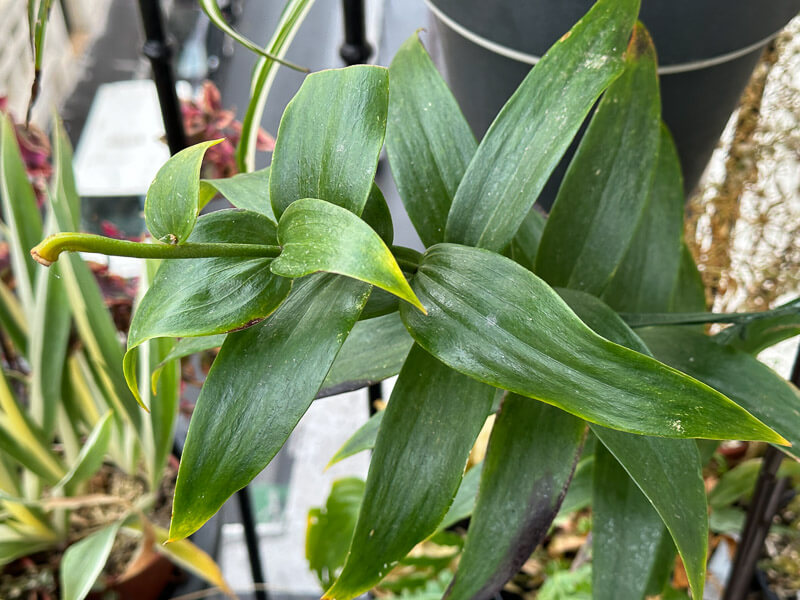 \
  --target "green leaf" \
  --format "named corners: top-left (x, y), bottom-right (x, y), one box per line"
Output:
top-left (29, 220), bottom-right (72, 436)
top-left (536, 23), bottom-right (661, 294)
top-left (270, 65), bottom-right (388, 219)
top-left (144, 140), bottom-right (222, 244)
top-left (602, 123), bottom-right (684, 312)
top-left (555, 454), bottom-right (594, 519)
top-left (61, 522), bottom-right (120, 600)
top-left (200, 167), bottom-right (274, 218)
top-left (447, 396), bottom-right (585, 600)
top-left (714, 296), bottom-right (800, 353)
top-left (49, 163), bottom-right (140, 437)
top-left (51, 116), bottom-right (81, 228)
top-left (272, 198), bottom-right (424, 312)
top-left (306, 477), bottom-right (366, 589)
top-left (386, 33), bottom-right (477, 246)
top-left (0, 368), bottom-right (66, 483)
top-left (509, 207), bottom-right (546, 271)
top-left (592, 444), bottom-right (665, 600)
top-left (708, 460), bottom-right (800, 510)
top-left (1, 112), bottom-right (43, 308)
top-left (436, 463), bottom-right (483, 533)
top-left (671, 244), bottom-right (707, 313)
top-left (327, 412), bottom-right (384, 468)
top-left (639, 326), bottom-right (800, 460)
top-left (137, 258), bottom-right (182, 488)
top-left (58, 412), bottom-right (113, 493)
top-left (400, 244), bottom-right (782, 442)
top-left (592, 428), bottom-right (706, 599)
top-left (326, 345), bottom-right (494, 600)
top-left (127, 209), bottom-right (291, 360)
top-left (361, 184), bottom-right (393, 245)
top-left (557, 289), bottom-right (708, 600)
top-left (236, 0), bottom-right (316, 172)
top-left (170, 275), bottom-right (370, 540)
top-left (200, 0), bottom-right (308, 71)
top-left (151, 334), bottom-right (226, 393)
top-left (444, 0), bottom-right (638, 251)
top-left (0, 280), bottom-right (27, 355)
